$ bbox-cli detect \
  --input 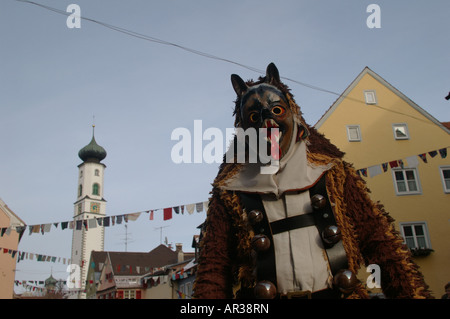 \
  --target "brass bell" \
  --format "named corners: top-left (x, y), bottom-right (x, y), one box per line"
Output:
top-left (248, 210), bottom-right (264, 225)
top-left (252, 234), bottom-right (271, 252)
top-left (333, 269), bottom-right (359, 294)
top-left (321, 225), bottom-right (341, 246)
top-left (311, 194), bottom-right (326, 210)
top-left (254, 280), bottom-right (277, 299)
